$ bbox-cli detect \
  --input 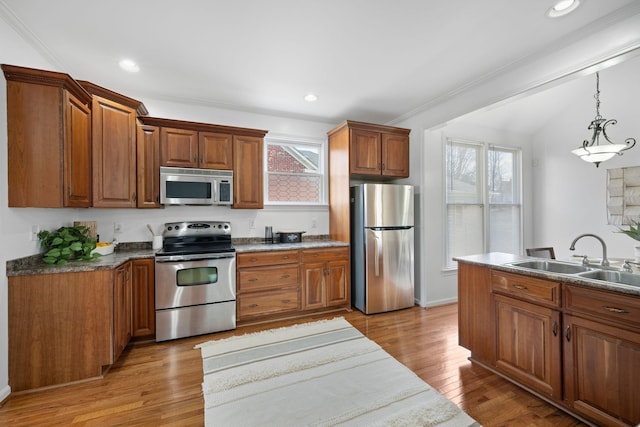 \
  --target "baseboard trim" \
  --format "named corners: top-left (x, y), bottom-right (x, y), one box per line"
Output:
top-left (0, 384), bottom-right (11, 404)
